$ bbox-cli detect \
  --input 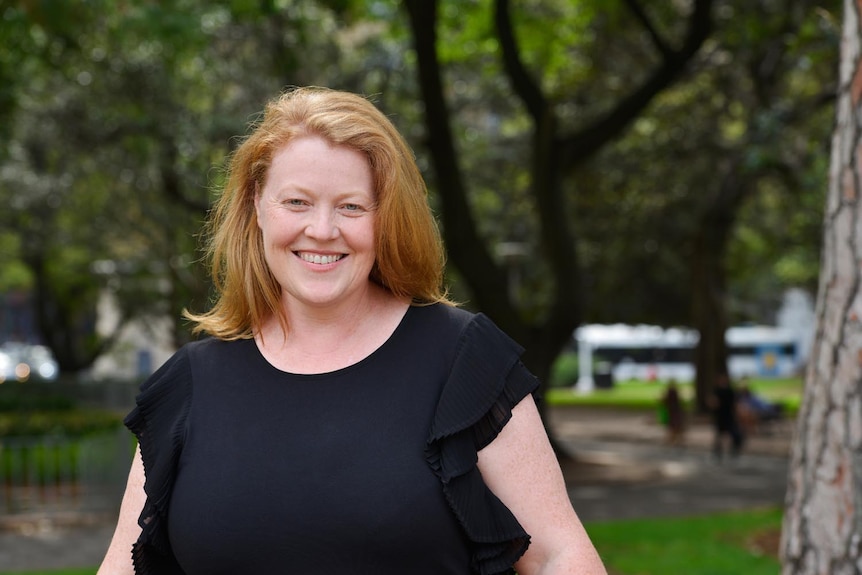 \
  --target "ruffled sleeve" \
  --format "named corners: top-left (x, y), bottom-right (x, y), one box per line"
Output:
top-left (123, 347), bottom-right (193, 574)
top-left (425, 313), bottom-right (540, 575)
